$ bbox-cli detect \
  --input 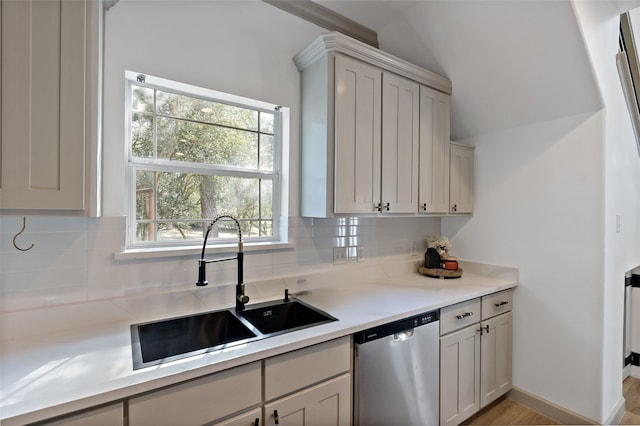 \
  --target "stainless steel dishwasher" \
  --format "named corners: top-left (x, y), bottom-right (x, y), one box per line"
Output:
top-left (354, 310), bottom-right (440, 426)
